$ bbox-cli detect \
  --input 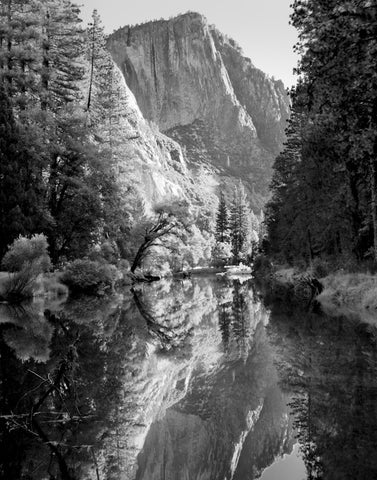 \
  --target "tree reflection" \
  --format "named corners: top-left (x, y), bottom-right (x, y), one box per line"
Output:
top-left (268, 302), bottom-right (377, 479)
top-left (218, 300), bottom-right (232, 351)
top-left (0, 278), bottom-right (315, 480)
top-left (0, 294), bottom-right (135, 480)
top-left (134, 278), bottom-right (293, 480)
top-left (132, 286), bottom-right (193, 353)
top-left (217, 279), bottom-right (258, 359)
top-left (230, 281), bottom-right (251, 359)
